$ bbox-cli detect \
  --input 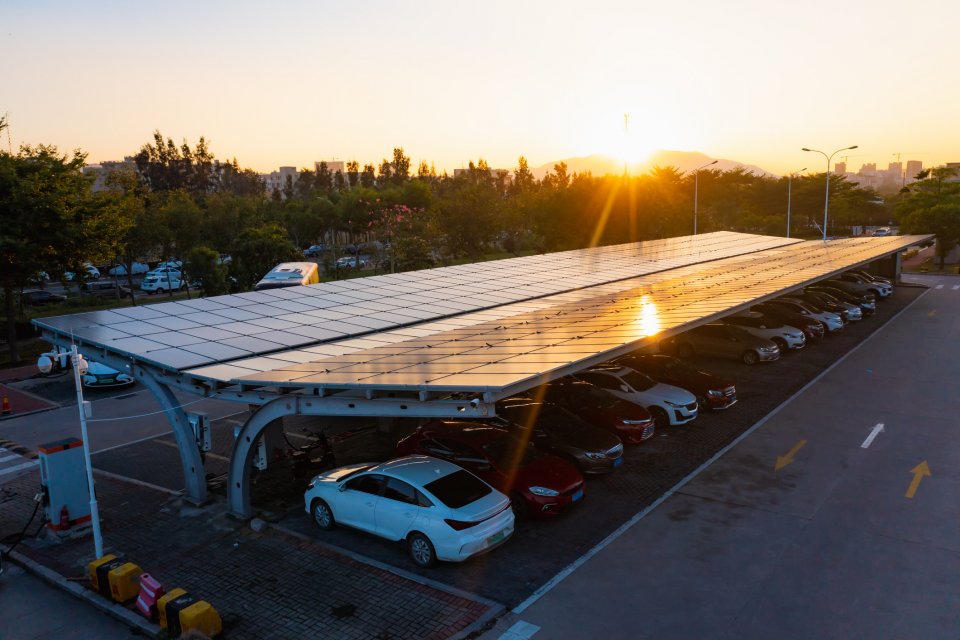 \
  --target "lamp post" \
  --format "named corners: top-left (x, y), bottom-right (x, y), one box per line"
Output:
top-left (786, 167), bottom-right (806, 238)
top-left (693, 160), bottom-right (718, 235)
top-left (802, 145), bottom-right (858, 241)
top-left (37, 345), bottom-right (104, 558)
